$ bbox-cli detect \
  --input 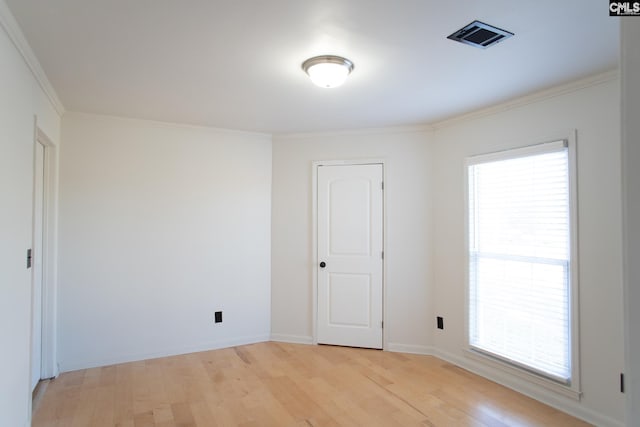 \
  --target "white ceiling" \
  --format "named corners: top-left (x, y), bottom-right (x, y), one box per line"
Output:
top-left (6, 0), bottom-right (618, 134)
